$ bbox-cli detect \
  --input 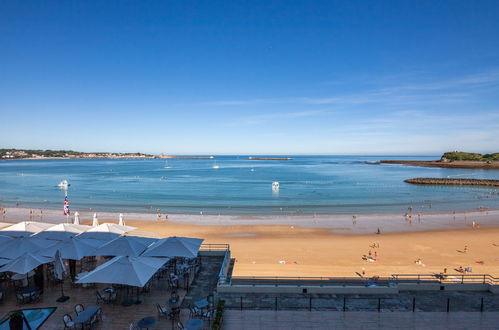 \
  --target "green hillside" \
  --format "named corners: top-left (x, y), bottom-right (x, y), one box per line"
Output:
top-left (442, 151), bottom-right (499, 161)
